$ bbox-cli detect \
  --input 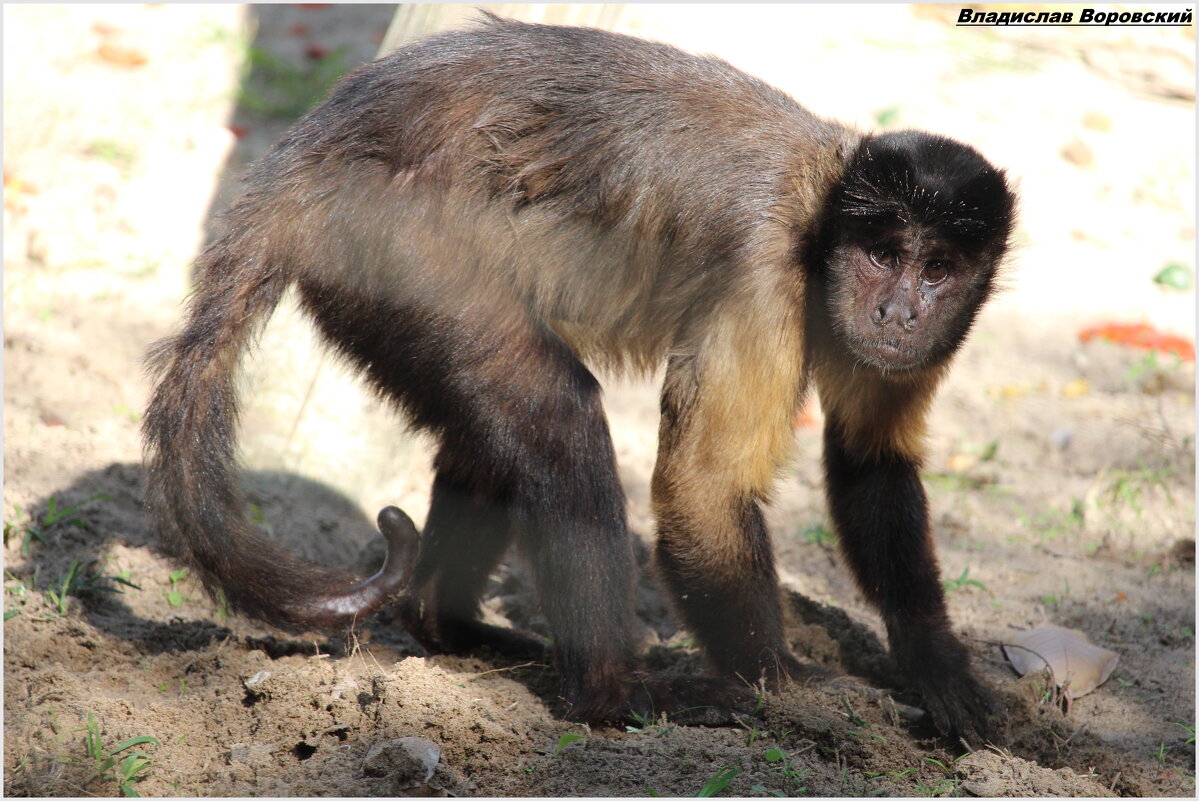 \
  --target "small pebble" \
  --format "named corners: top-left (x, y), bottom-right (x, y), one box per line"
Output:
top-left (362, 737), bottom-right (441, 784)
